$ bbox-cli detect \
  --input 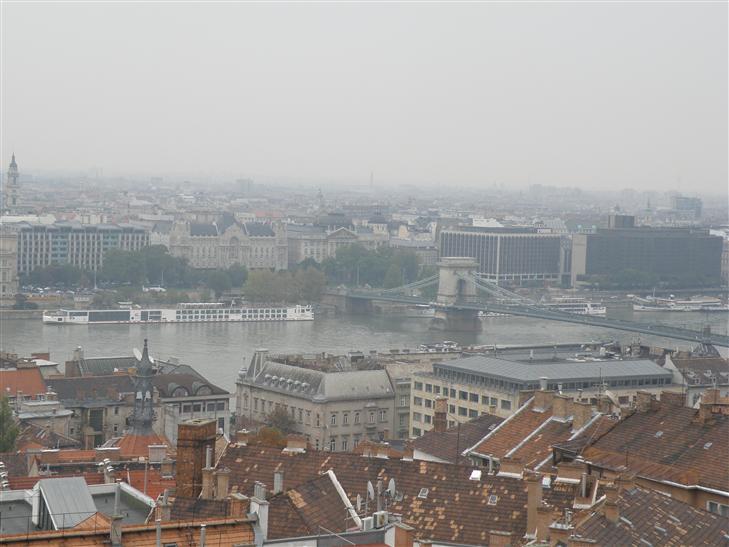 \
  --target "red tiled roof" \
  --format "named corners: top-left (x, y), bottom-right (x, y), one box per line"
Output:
top-left (0, 368), bottom-right (47, 398)
top-left (124, 469), bottom-right (176, 500)
top-left (412, 413), bottom-right (504, 463)
top-left (8, 472), bottom-right (105, 490)
top-left (576, 484), bottom-right (729, 545)
top-left (115, 433), bottom-right (172, 458)
top-left (469, 398), bottom-right (554, 458)
top-left (219, 444), bottom-right (580, 545)
top-left (582, 402), bottom-right (729, 493)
